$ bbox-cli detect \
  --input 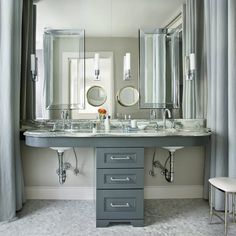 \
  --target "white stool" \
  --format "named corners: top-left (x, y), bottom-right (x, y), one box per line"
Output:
top-left (209, 177), bottom-right (236, 235)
